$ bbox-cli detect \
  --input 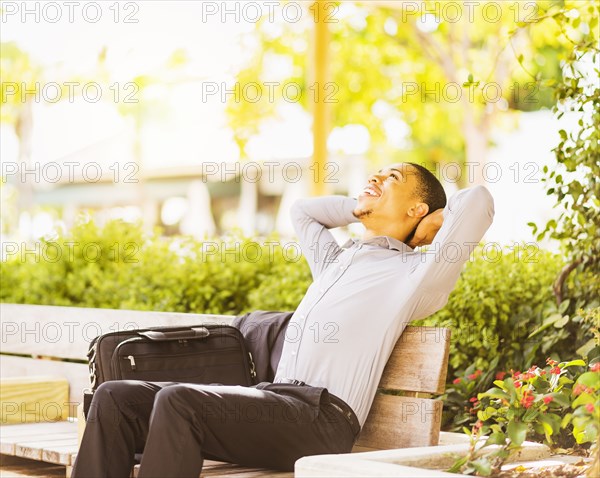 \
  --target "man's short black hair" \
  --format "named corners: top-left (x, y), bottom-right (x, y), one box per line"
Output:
top-left (406, 162), bottom-right (447, 213)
